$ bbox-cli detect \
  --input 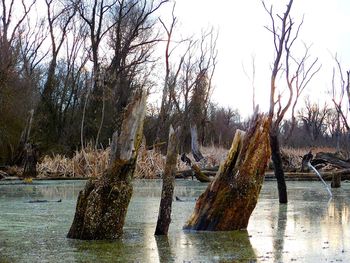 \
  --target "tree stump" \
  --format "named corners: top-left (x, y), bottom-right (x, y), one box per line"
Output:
top-left (183, 114), bottom-right (271, 231)
top-left (155, 125), bottom-right (178, 235)
top-left (67, 92), bottom-right (147, 240)
top-left (22, 143), bottom-right (39, 178)
top-left (331, 174), bottom-right (341, 188)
